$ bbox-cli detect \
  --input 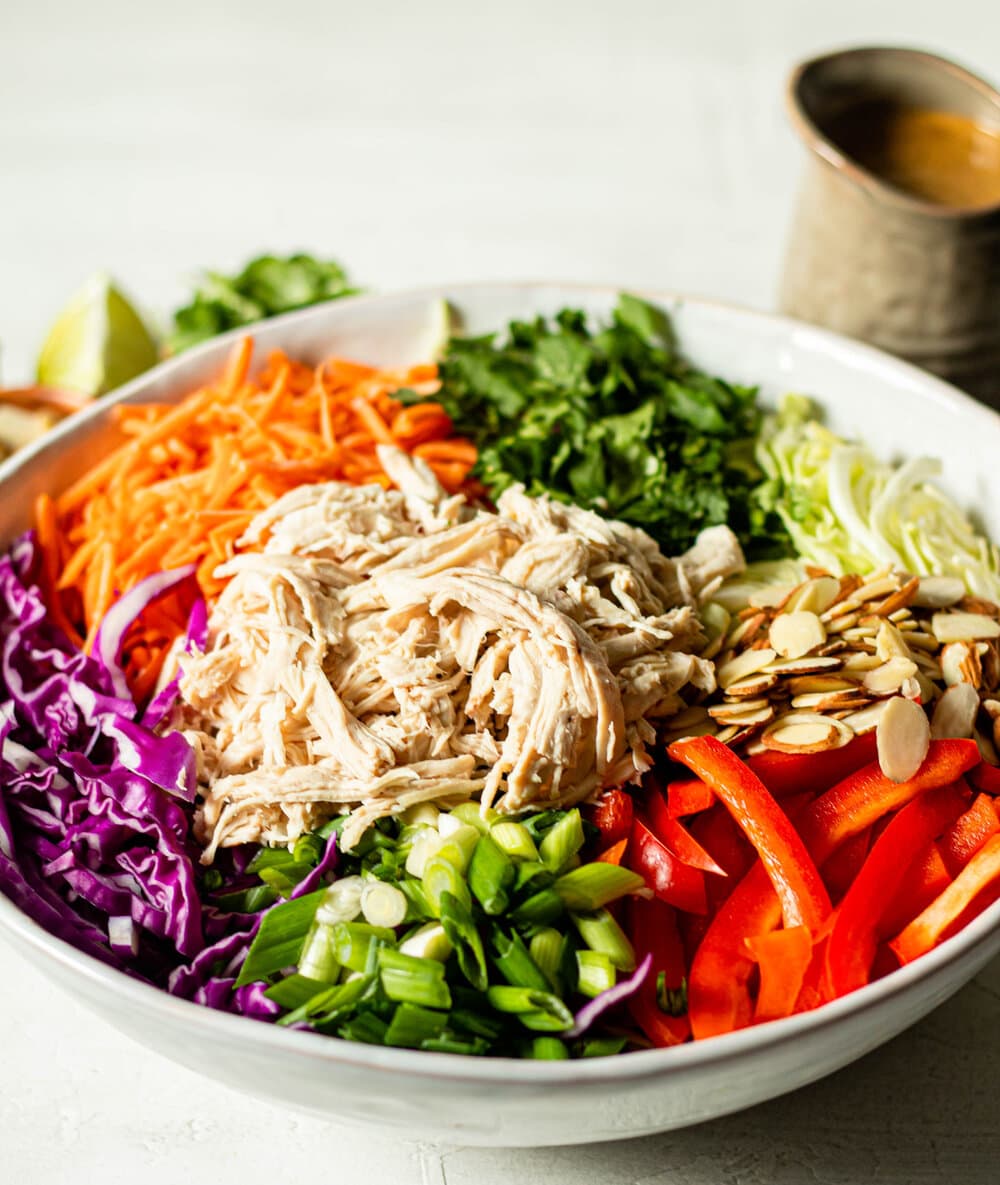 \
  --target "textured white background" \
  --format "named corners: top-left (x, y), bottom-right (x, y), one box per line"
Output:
top-left (2, 1), bottom-right (1000, 1181)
